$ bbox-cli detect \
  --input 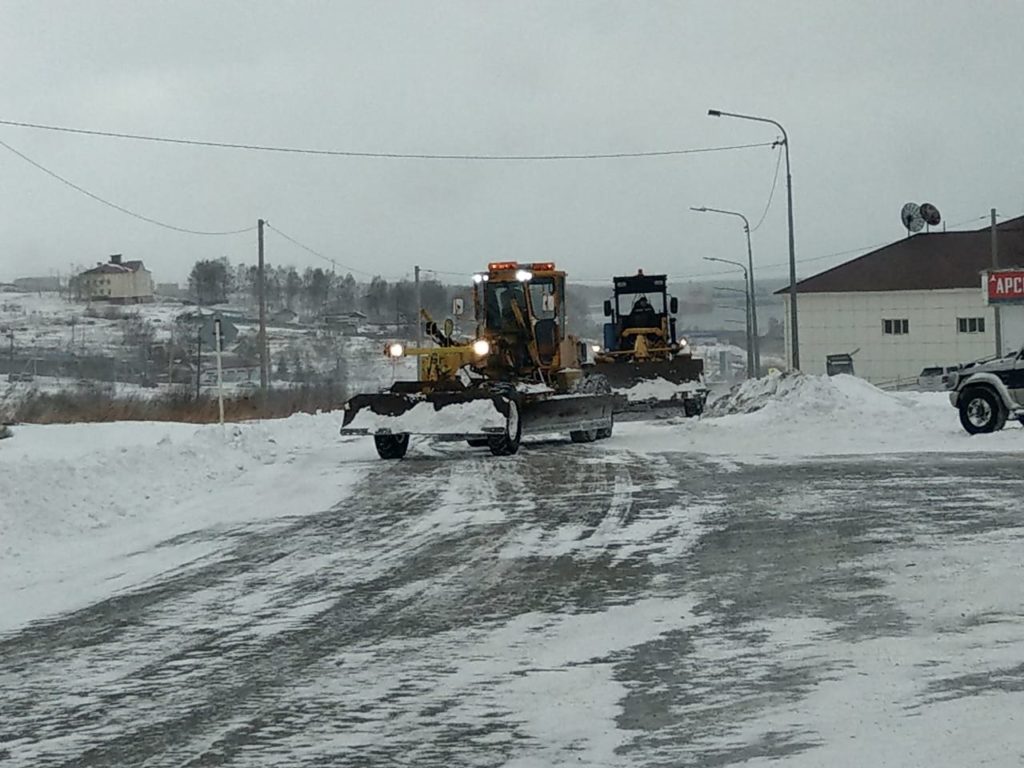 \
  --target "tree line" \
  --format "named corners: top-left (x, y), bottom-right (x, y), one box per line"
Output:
top-left (187, 257), bottom-right (456, 324)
